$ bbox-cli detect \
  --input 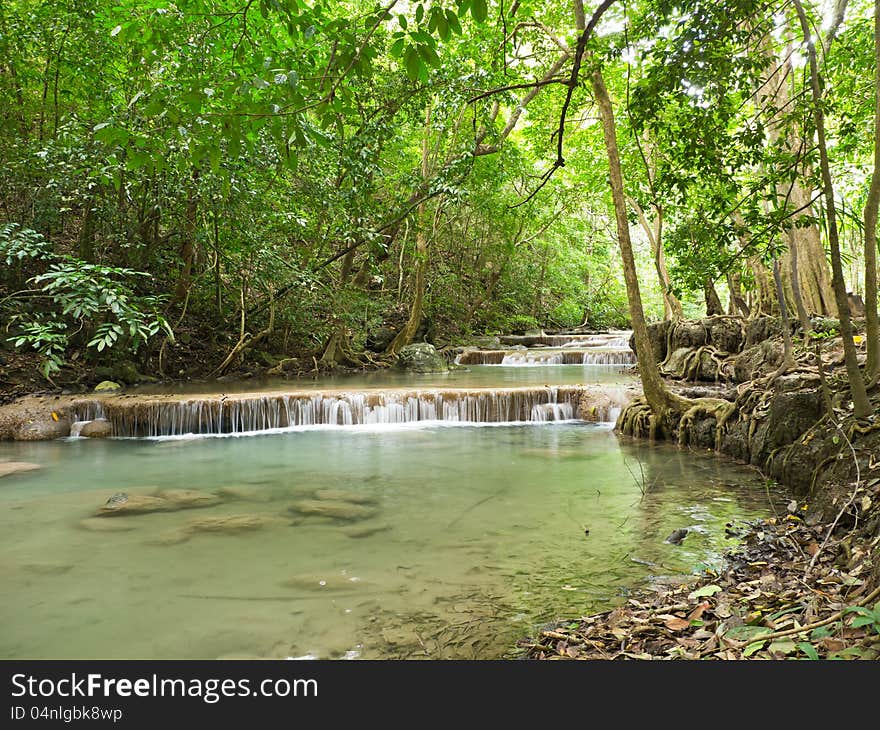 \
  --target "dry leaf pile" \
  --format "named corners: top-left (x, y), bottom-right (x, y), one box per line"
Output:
top-left (519, 482), bottom-right (880, 660)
